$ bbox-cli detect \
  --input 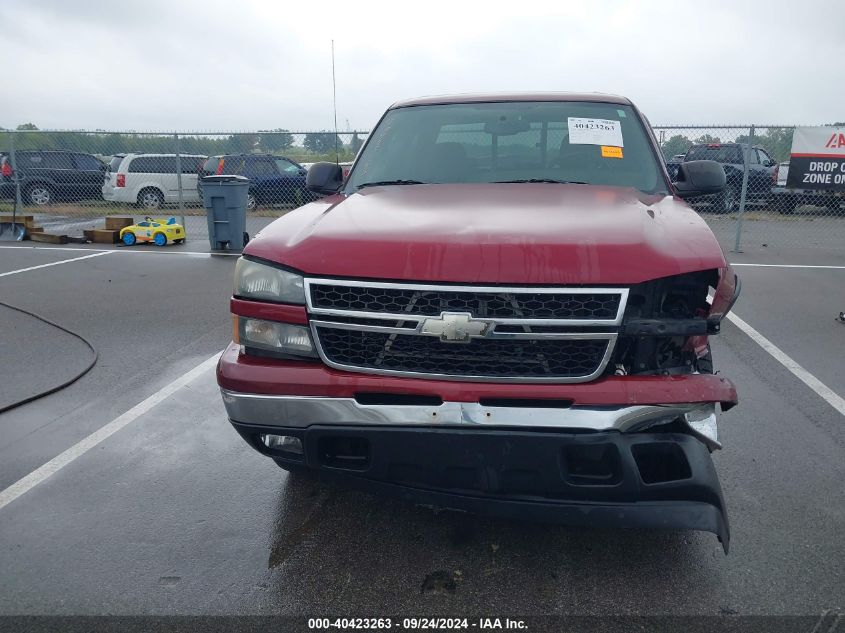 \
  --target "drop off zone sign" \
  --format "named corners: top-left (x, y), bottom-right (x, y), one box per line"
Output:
top-left (787, 126), bottom-right (845, 191)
